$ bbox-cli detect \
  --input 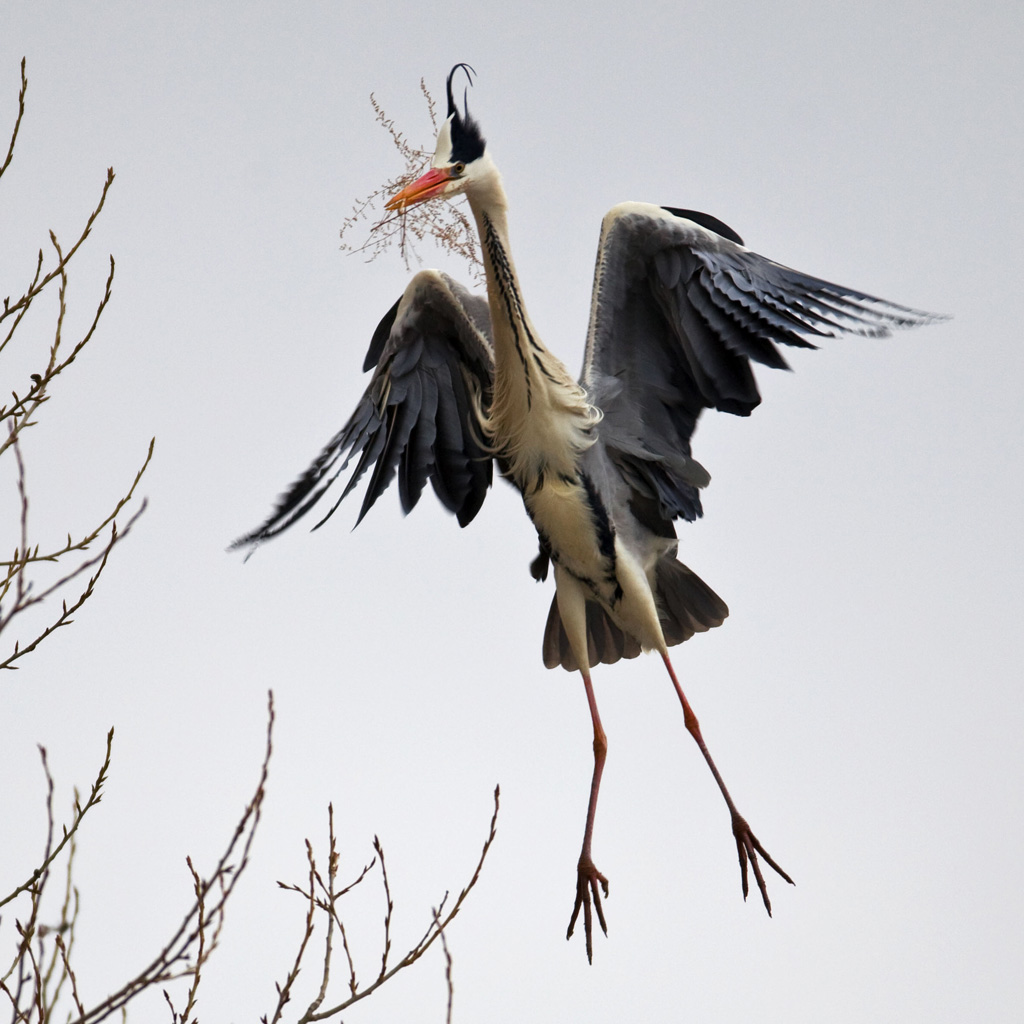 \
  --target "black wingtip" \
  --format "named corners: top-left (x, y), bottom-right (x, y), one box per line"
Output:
top-left (662, 207), bottom-right (745, 246)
